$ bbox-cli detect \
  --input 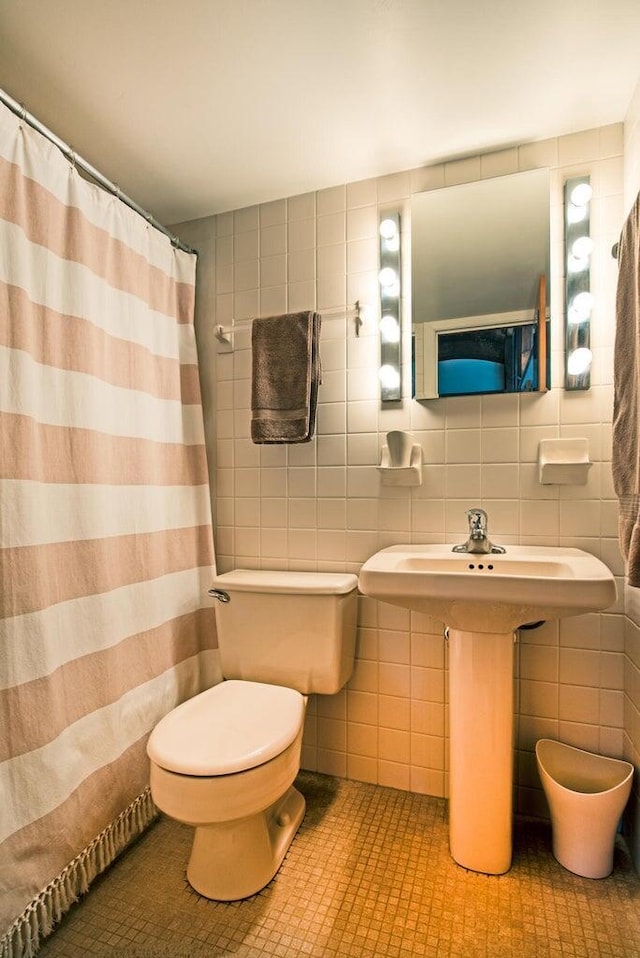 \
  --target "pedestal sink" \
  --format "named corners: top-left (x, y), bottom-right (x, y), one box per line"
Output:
top-left (358, 544), bottom-right (617, 874)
